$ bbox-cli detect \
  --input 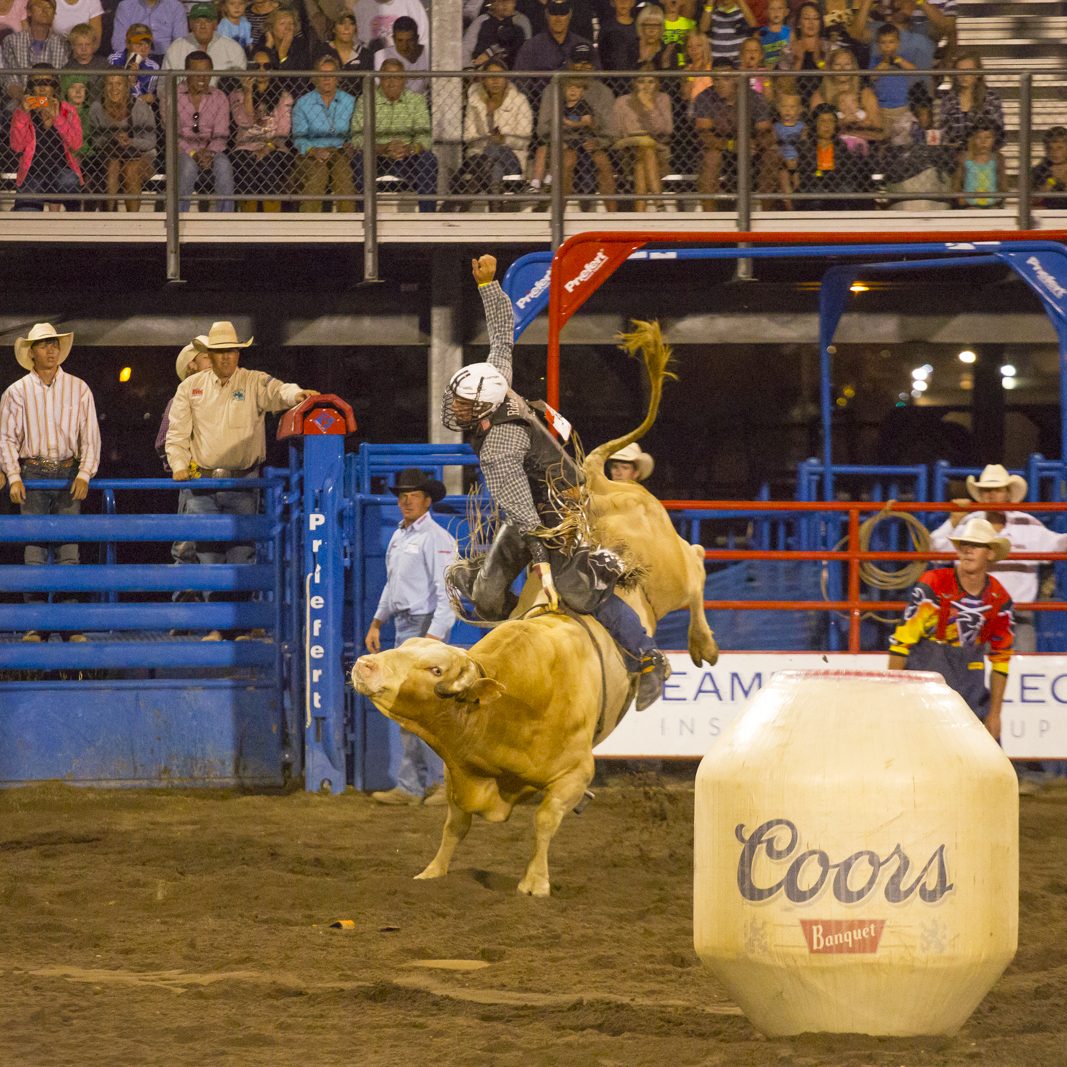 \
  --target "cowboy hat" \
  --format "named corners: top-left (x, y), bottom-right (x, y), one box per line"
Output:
top-left (608, 442), bottom-right (654, 481)
top-left (14, 323), bottom-right (73, 370)
top-left (193, 321), bottom-right (254, 351)
top-left (966, 463), bottom-right (1027, 504)
top-left (176, 336), bottom-right (209, 380)
top-left (390, 467), bottom-right (446, 504)
top-left (948, 518), bottom-right (1011, 563)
